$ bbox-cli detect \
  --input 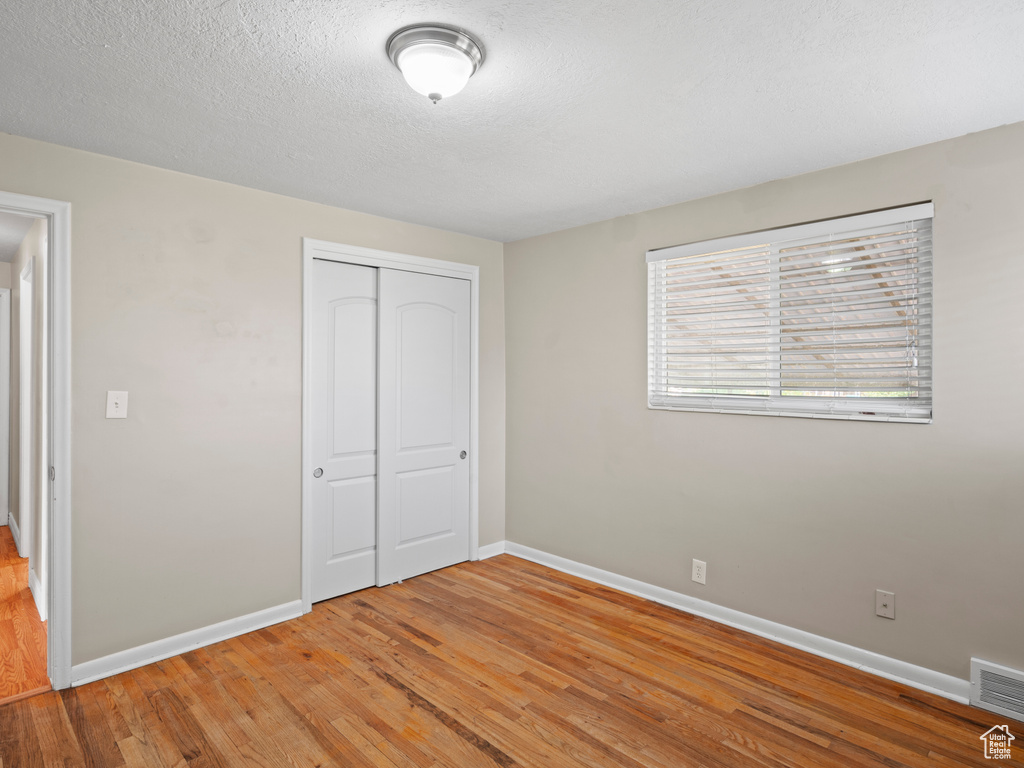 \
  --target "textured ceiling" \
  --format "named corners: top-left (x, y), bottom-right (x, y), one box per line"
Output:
top-left (1, 1), bottom-right (1023, 242)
